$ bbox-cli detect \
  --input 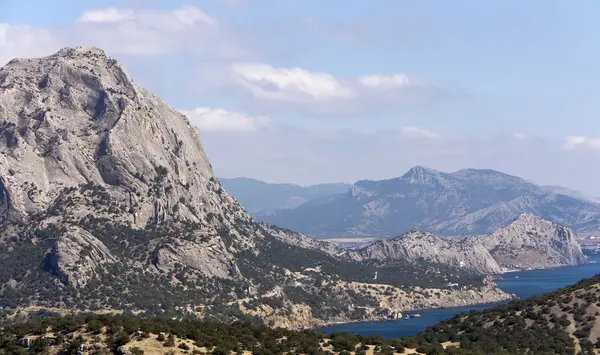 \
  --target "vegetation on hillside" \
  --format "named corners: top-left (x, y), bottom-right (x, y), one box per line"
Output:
top-left (4, 274), bottom-right (600, 354)
top-left (0, 184), bottom-right (485, 327)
